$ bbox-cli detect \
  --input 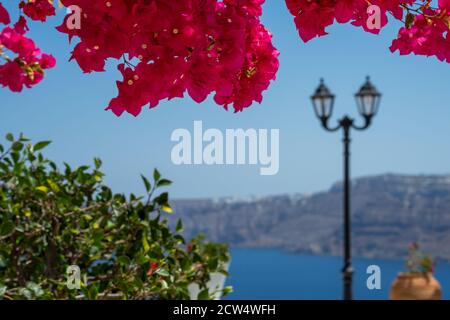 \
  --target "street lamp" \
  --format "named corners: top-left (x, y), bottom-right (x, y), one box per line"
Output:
top-left (310, 76), bottom-right (381, 300)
